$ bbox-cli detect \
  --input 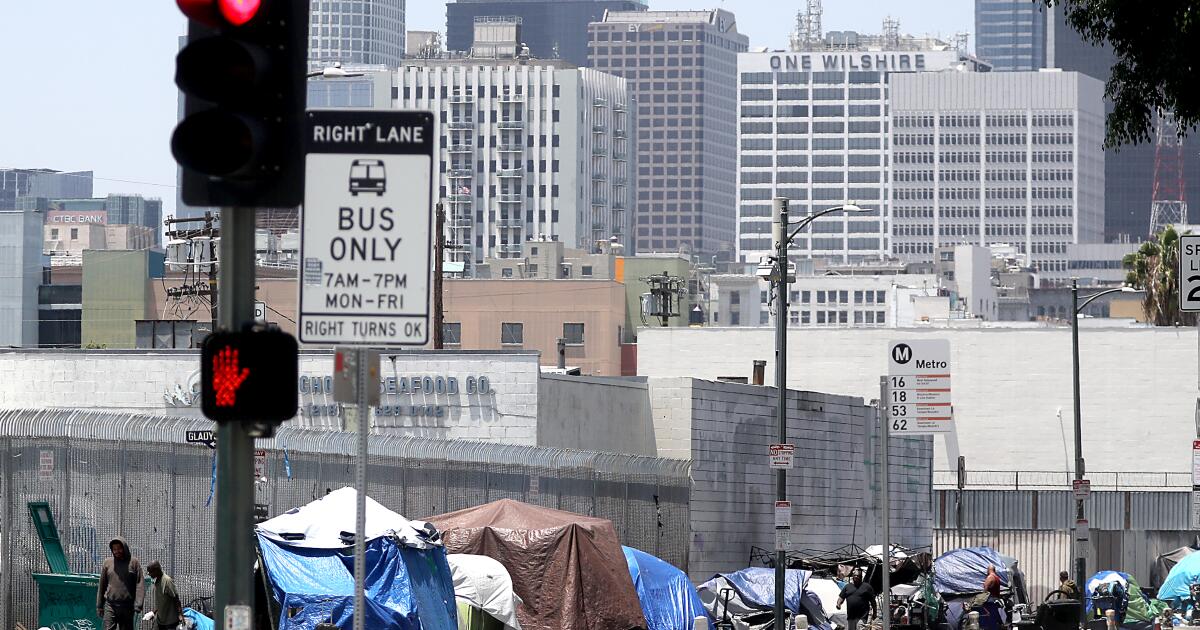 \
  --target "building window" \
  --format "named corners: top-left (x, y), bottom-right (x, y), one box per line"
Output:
top-left (531, 246), bottom-right (538, 255)
top-left (501, 268), bottom-right (513, 278)
top-left (731, 311), bottom-right (741, 325)
top-left (70, 228), bottom-right (78, 240)
top-left (443, 323), bottom-right (461, 345)
top-left (563, 323), bottom-right (585, 345)
top-left (51, 228), bottom-right (59, 239)
top-left (730, 291), bottom-right (741, 305)
top-left (582, 265), bottom-right (593, 277)
top-left (816, 311), bottom-right (826, 324)
top-left (877, 311), bottom-right (886, 324)
top-left (801, 291), bottom-right (810, 304)
top-left (501, 322), bottom-right (523, 345)
top-left (527, 264), bottom-right (538, 275)
top-left (854, 290), bottom-right (863, 304)
top-left (876, 290), bottom-right (886, 303)
top-left (764, 312), bottom-right (773, 325)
